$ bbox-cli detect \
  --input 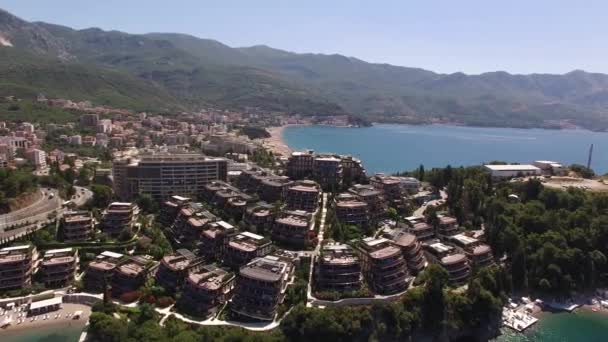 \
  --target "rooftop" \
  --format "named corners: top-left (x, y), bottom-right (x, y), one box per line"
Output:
top-left (321, 244), bottom-right (359, 265)
top-left (441, 253), bottom-right (467, 266)
top-left (240, 256), bottom-right (289, 282)
top-left (484, 164), bottom-right (540, 171)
